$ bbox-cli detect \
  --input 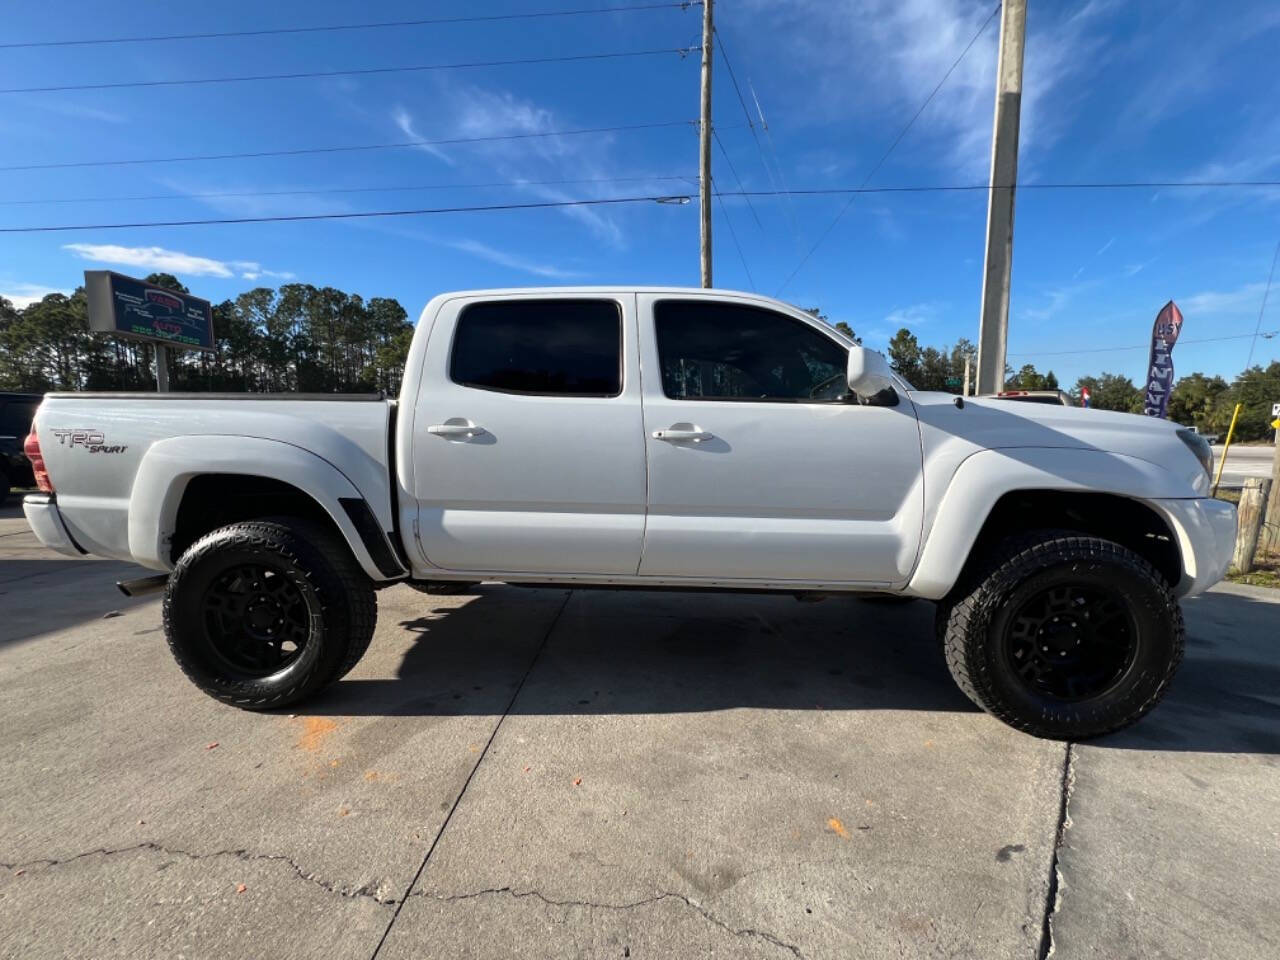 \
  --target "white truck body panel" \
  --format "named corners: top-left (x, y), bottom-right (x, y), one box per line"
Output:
top-left (407, 291), bottom-right (646, 575)
top-left (23, 286), bottom-right (1236, 600)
